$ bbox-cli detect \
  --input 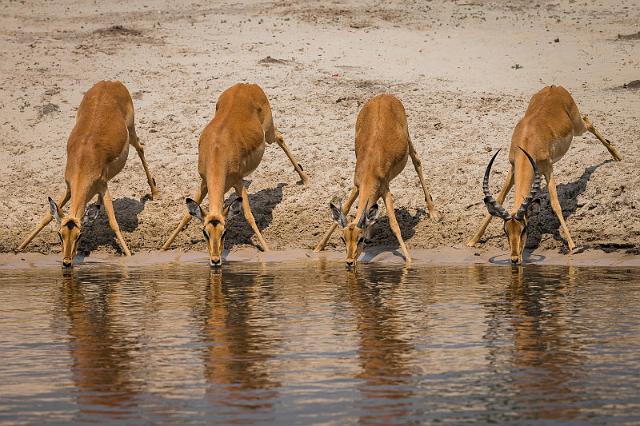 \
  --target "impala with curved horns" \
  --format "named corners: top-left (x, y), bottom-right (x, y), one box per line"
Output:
top-left (161, 83), bottom-right (308, 267)
top-left (314, 94), bottom-right (439, 266)
top-left (468, 85), bottom-right (622, 264)
top-left (483, 147), bottom-right (541, 264)
top-left (17, 81), bottom-right (158, 267)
